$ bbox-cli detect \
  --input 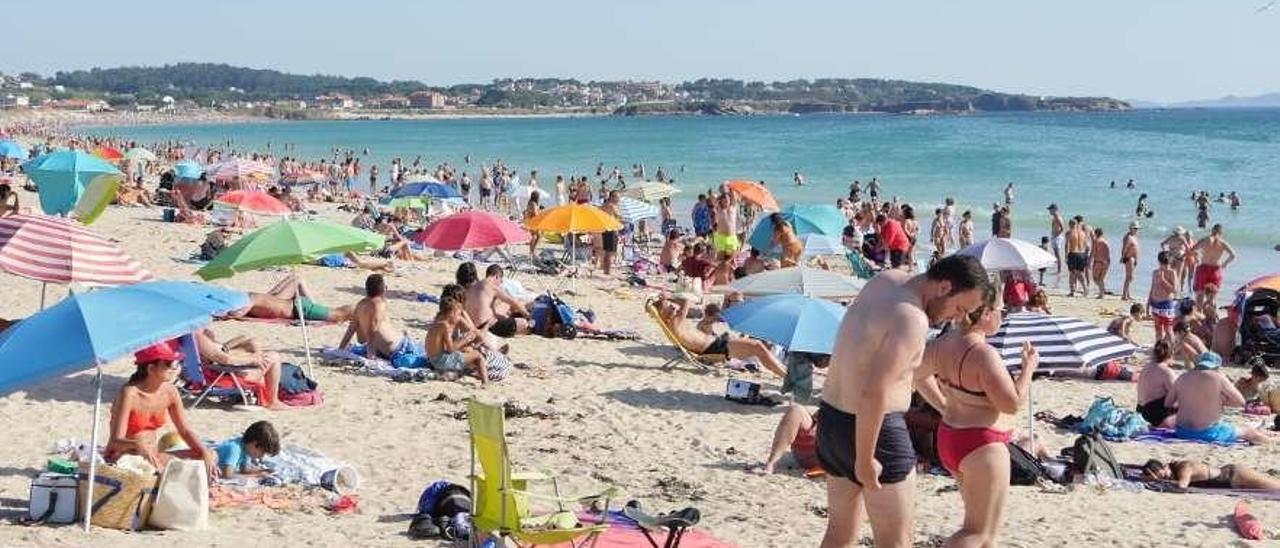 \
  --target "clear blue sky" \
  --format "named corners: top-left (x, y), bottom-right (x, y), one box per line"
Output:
top-left (4, 0), bottom-right (1277, 102)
